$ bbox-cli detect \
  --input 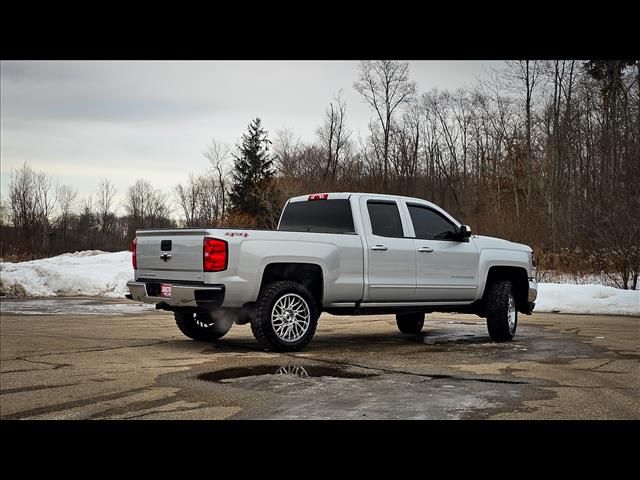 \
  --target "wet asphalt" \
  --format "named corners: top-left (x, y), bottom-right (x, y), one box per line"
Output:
top-left (0, 297), bottom-right (638, 420)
